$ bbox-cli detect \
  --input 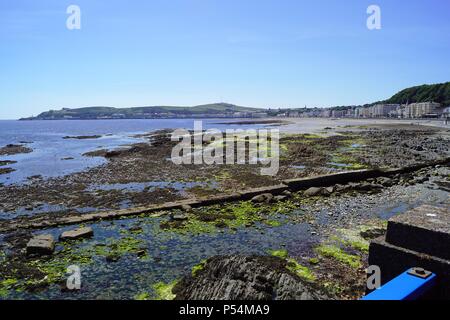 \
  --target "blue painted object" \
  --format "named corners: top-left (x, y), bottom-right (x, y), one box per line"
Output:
top-left (362, 269), bottom-right (437, 300)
